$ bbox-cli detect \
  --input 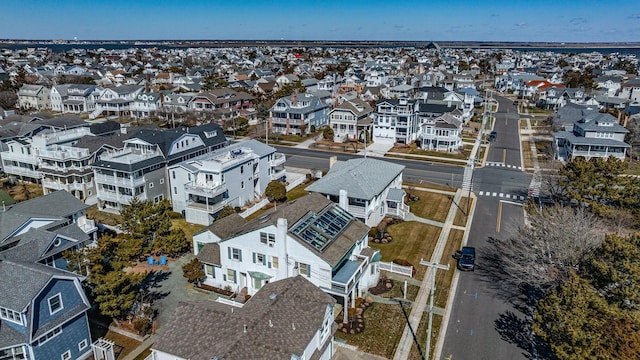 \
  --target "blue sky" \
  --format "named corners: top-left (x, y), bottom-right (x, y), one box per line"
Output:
top-left (2, 0), bottom-right (640, 42)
